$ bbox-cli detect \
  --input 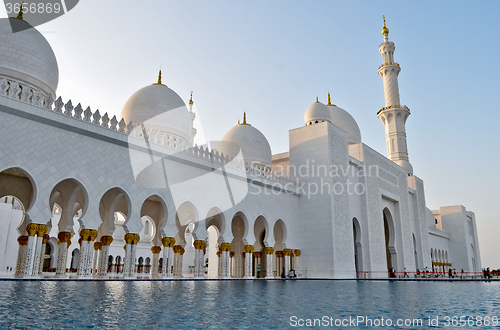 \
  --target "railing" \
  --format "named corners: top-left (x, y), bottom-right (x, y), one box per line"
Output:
top-left (378, 62), bottom-right (400, 70)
